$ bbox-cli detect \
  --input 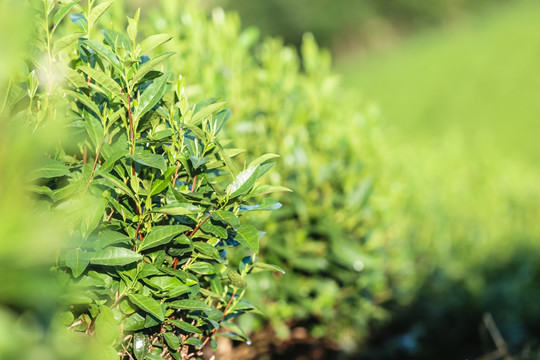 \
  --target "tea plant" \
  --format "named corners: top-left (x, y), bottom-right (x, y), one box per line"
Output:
top-left (141, 0), bottom-right (387, 347)
top-left (15, 1), bottom-right (284, 359)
